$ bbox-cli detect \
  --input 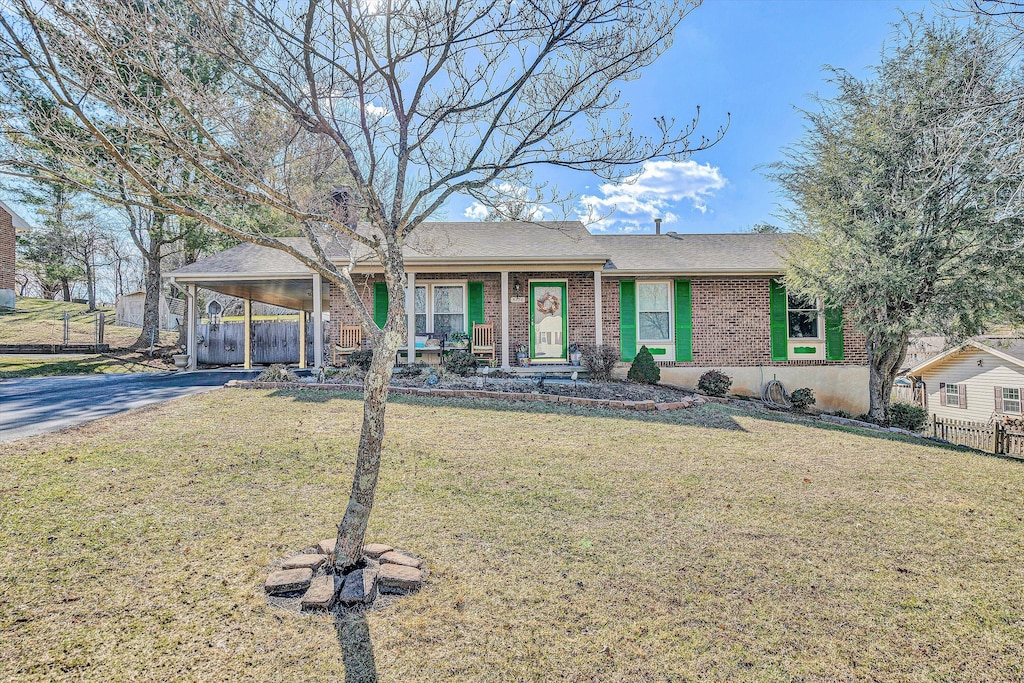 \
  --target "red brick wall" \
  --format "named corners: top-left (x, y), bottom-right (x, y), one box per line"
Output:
top-left (328, 272), bottom-right (868, 367)
top-left (604, 277), bottom-right (867, 367)
top-left (0, 209), bottom-right (15, 291)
